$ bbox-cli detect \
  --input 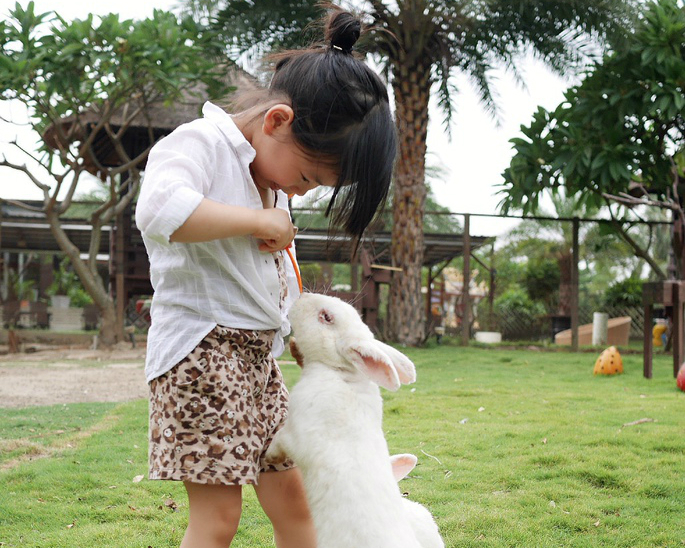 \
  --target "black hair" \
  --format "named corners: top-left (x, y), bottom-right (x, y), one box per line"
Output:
top-left (268, 7), bottom-right (397, 239)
